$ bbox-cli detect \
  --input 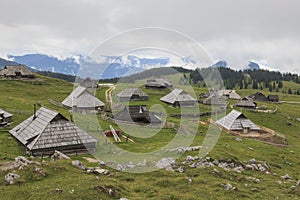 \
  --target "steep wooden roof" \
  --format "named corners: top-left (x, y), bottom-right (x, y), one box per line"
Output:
top-left (160, 89), bottom-right (196, 104)
top-left (233, 97), bottom-right (256, 108)
top-left (0, 65), bottom-right (34, 77)
top-left (216, 110), bottom-right (260, 131)
top-left (0, 108), bottom-right (13, 119)
top-left (146, 77), bottom-right (173, 88)
top-left (62, 86), bottom-right (104, 108)
top-left (9, 107), bottom-right (97, 151)
top-left (117, 88), bottom-right (148, 98)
